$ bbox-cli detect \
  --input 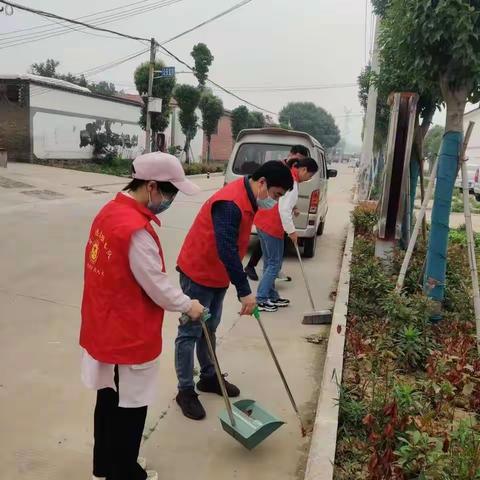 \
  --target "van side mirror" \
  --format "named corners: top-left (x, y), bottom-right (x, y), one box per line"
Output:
top-left (327, 169), bottom-right (337, 179)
